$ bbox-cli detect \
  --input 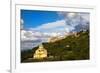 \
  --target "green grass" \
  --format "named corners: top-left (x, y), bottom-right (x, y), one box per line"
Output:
top-left (21, 30), bottom-right (89, 63)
